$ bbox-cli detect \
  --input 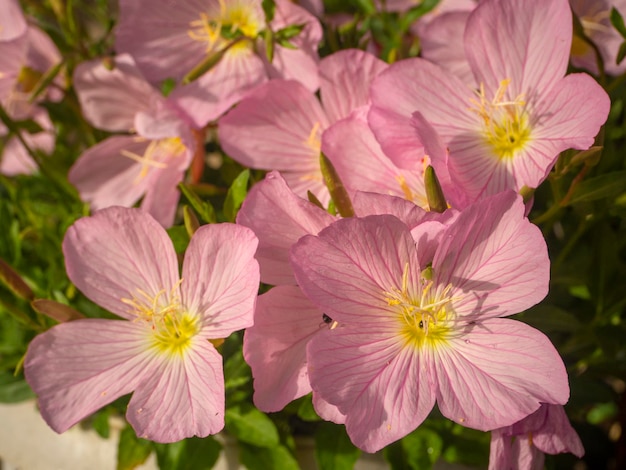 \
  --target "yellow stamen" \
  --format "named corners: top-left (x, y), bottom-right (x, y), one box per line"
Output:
top-left (383, 263), bottom-right (457, 349)
top-left (121, 137), bottom-right (185, 183)
top-left (121, 280), bottom-right (198, 356)
top-left (305, 121), bottom-right (322, 153)
top-left (469, 79), bottom-right (531, 160)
